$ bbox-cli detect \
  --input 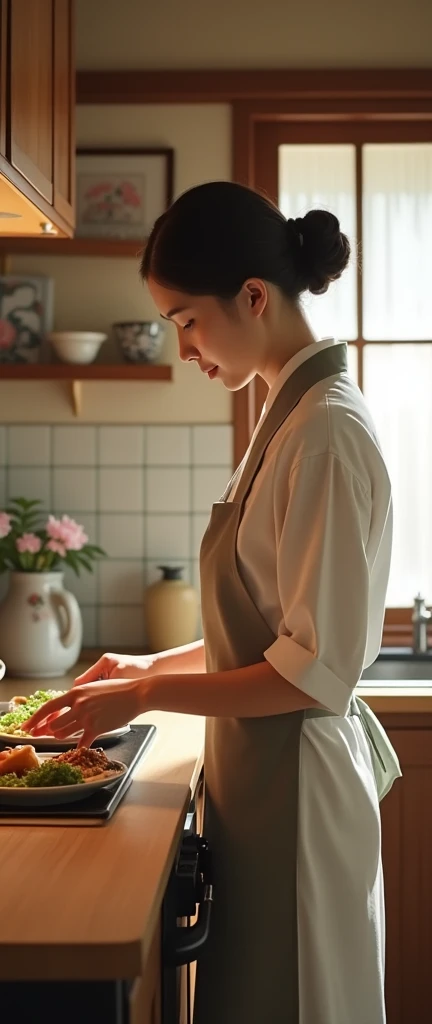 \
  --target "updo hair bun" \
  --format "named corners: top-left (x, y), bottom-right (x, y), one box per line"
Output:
top-left (289, 209), bottom-right (351, 295)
